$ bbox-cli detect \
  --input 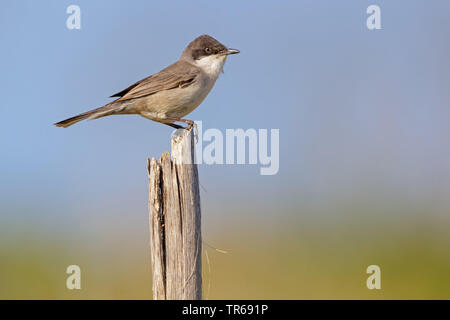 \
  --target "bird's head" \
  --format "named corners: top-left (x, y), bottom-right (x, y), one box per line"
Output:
top-left (181, 35), bottom-right (239, 76)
